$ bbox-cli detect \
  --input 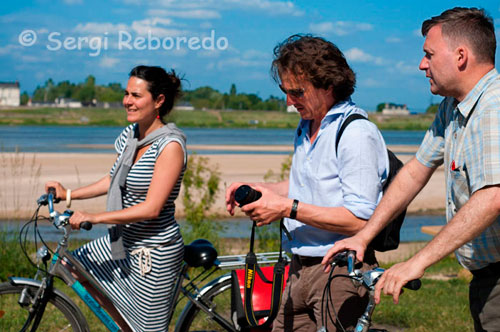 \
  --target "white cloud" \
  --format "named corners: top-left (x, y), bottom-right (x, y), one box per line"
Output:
top-left (227, 0), bottom-right (304, 16)
top-left (345, 48), bottom-right (384, 65)
top-left (215, 57), bottom-right (267, 70)
top-left (63, 0), bottom-right (83, 4)
top-left (131, 26), bottom-right (185, 38)
top-left (359, 78), bottom-right (382, 87)
top-left (154, 0), bottom-right (303, 17)
top-left (74, 22), bottom-right (129, 34)
top-left (200, 21), bottom-right (213, 29)
top-left (0, 44), bottom-right (21, 55)
top-left (99, 57), bottom-right (120, 68)
top-left (385, 37), bottom-right (401, 43)
top-left (309, 21), bottom-right (373, 36)
top-left (242, 49), bottom-right (269, 60)
top-left (148, 9), bottom-right (221, 19)
top-left (197, 49), bottom-right (222, 58)
top-left (395, 60), bottom-right (420, 75)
